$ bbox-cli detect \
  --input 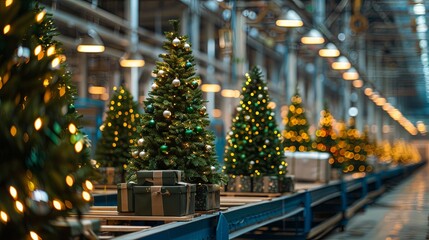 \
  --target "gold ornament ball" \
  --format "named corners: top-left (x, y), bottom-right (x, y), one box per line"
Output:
top-left (163, 110), bottom-right (172, 119)
top-left (172, 78), bottom-right (181, 87)
top-left (151, 83), bottom-right (158, 90)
